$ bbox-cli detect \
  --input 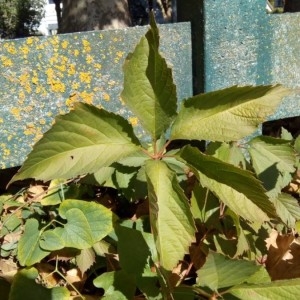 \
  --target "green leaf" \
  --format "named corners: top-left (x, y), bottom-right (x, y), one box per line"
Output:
top-left (17, 219), bottom-right (50, 266)
top-left (9, 267), bottom-right (69, 300)
top-left (228, 279), bottom-right (300, 299)
top-left (227, 210), bottom-right (251, 257)
top-left (39, 230), bottom-right (65, 251)
top-left (170, 85), bottom-right (290, 142)
top-left (116, 225), bottom-right (151, 275)
top-left (10, 103), bottom-right (141, 183)
top-left (190, 184), bottom-right (220, 225)
top-left (179, 146), bottom-right (276, 223)
top-left (271, 193), bottom-right (300, 227)
top-left (206, 142), bottom-right (247, 169)
top-left (121, 15), bottom-right (177, 140)
top-left (295, 136), bottom-right (300, 154)
top-left (76, 248), bottom-right (96, 274)
top-left (93, 270), bottom-right (136, 300)
top-left (249, 136), bottom-right (296, 198)
top-left (196, 252), bottom-right (263, 291)
top-left (41, 179), bottom-right (69, 206)
top-left (41, 200), bottom-right (114, 250)
top-left (145, 160), bottom-right (196, 271)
